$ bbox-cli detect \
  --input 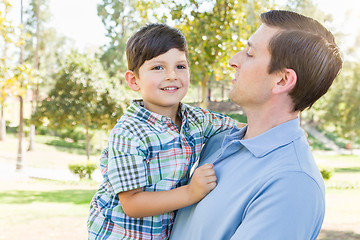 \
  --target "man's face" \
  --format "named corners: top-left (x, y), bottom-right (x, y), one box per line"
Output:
top-left (228, 24), bottom-right (282, 109)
